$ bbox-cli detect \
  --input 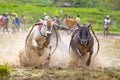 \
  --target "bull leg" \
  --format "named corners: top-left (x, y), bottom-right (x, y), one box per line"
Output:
top-left (76, 48), bottom-right (83, 67)
top-left (86, 47), bottom-right (93, 66)
top-left (46, 46), bottom-right (51, 60)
